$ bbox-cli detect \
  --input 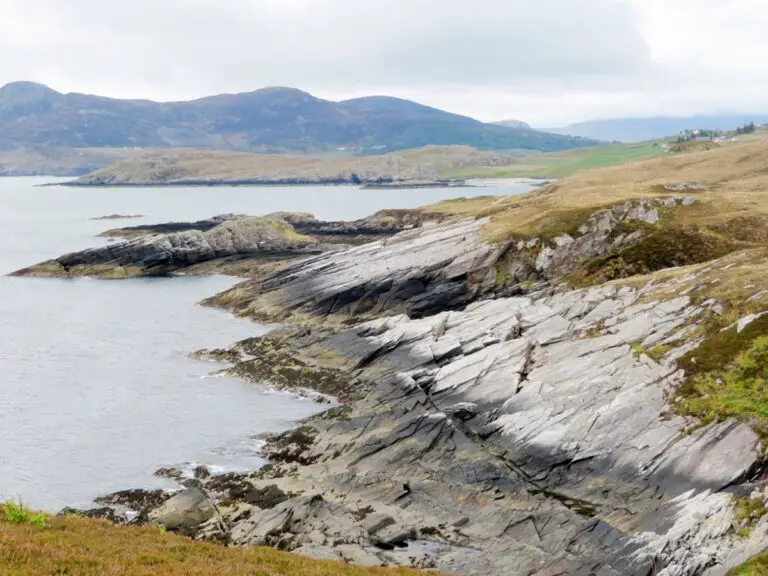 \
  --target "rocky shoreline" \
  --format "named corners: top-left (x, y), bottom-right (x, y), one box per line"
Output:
top-left (14, 194), bottom-right (768, 574)
top-left (56, 177), bottom-right (469, 189)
